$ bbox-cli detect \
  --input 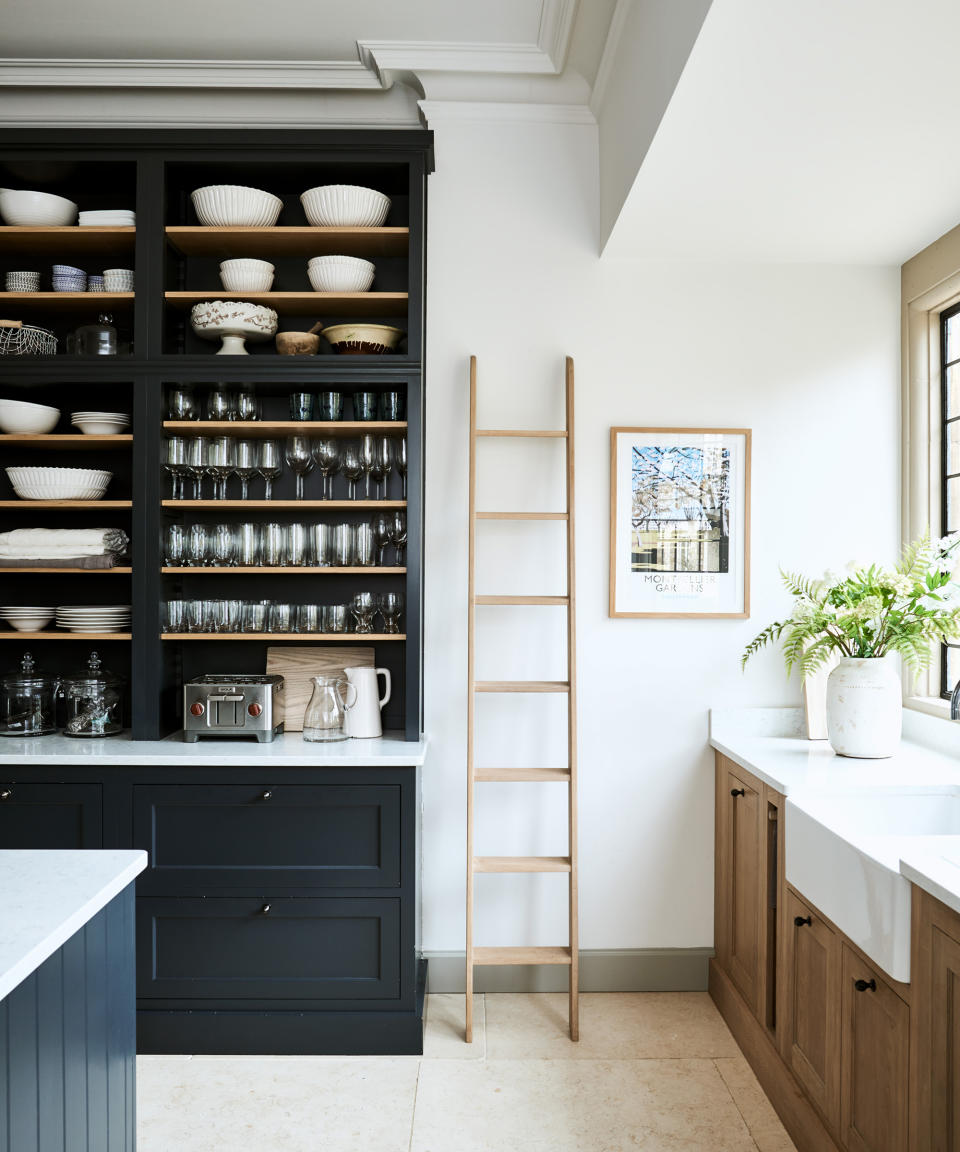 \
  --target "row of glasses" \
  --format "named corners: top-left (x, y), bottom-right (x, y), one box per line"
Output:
top-left (167, 384), bottom-right (260, 422)
top-left (288, 390), bottom-right (405, 422)
top-left (163, 593), bottom-right (403, 634)
top-left (164, 515), bottom-right (407, 568)
top-left (167, 386), bottom-right (406, 424)
top-left (164, 436), bottom-right (277, 500)
top-left (285, 435), bottom-right (407, 500)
